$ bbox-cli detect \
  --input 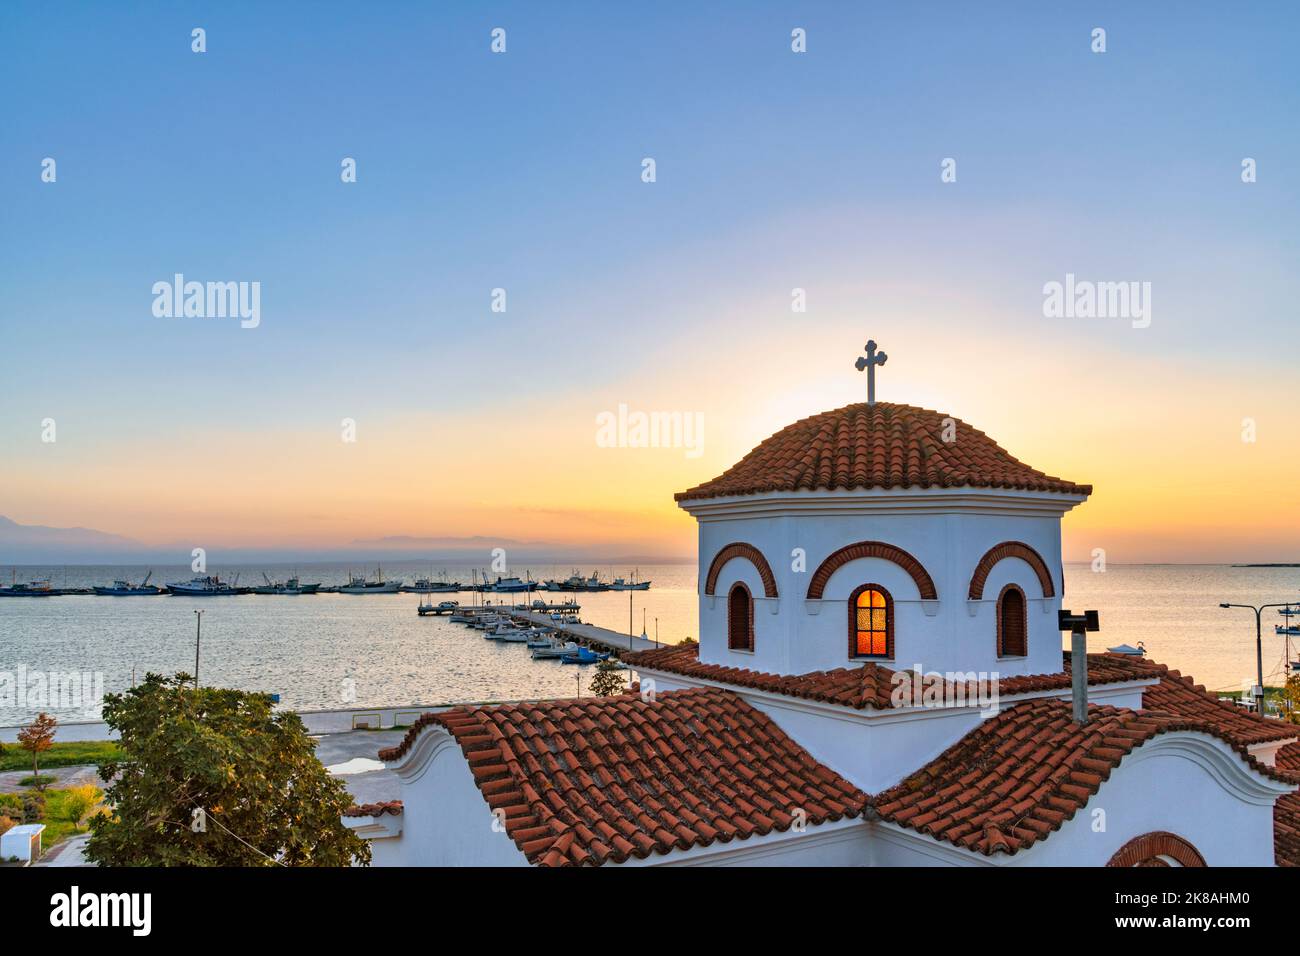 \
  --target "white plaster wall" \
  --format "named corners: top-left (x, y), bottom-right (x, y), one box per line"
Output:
top-left (379, 734), bottom-right (528, 867)
top-left (636, 669), bottom-right (1154, 799)
top-left (696, 505), bottom-right (1067, 678)
top-left (636, 669), bottom-right (988, 795)
top-left (1009, 735), bottom-right (1283, 867)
